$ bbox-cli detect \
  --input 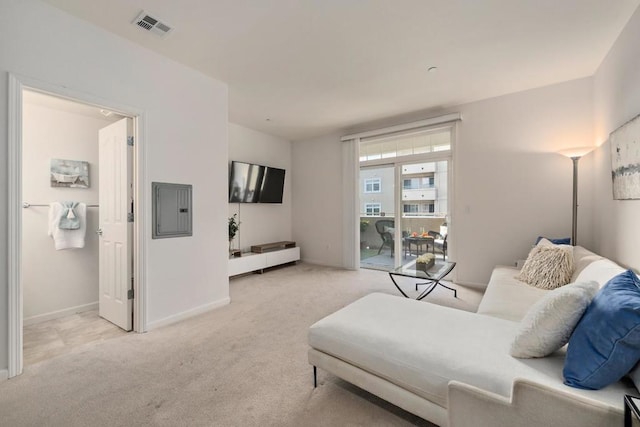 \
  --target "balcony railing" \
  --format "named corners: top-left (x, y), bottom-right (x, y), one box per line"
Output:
top-left (402, 188), bottom-right (437, 201)
top-left (360, 215), bottom-right (446, 271)
top-left (402, 184), bottom-right (435, 190)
